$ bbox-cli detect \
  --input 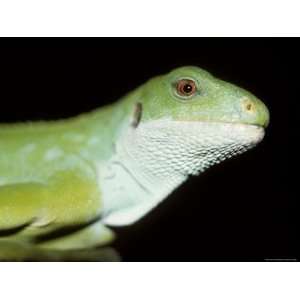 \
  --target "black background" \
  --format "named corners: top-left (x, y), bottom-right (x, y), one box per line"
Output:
top-left (0, 38), bottom-right (296, 261)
